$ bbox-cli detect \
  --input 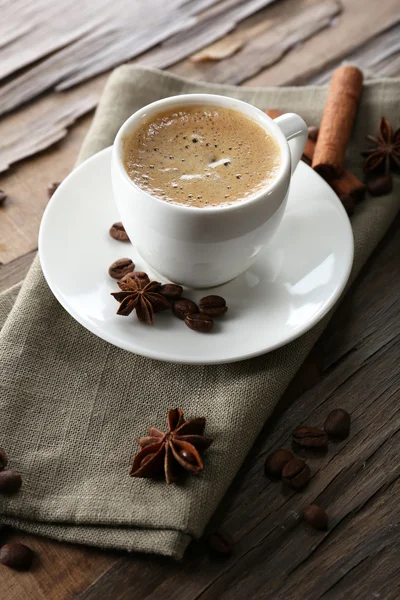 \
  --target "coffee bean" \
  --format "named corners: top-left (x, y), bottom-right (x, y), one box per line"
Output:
top-left (0, 470), bottom-right (22, 493)
top-left (0, 544), bottom-right (34, 571)
top-left (340, 194), bottom-right (355, 216)
top-left (0, 448), bottom-right (8, 470)
top-left (303, 504), bottom-right (328, 530)
top-left (198, 295), bottom-right (227, 317)
top-left (173, 298), bottom-right (198, 320)
top-left (109, 222), bottom-right (130, 242)
top-left (207, 529), bottom-right (233, 556)
top-left (108, 258), bottom-right (135, 279)
top-left (47, 182), bottom-right (60, 199)
top-left (324, 408), bottom-right (351, 440)
top-left (133, 271), bottom-right (150, 287)
top-left (307, 126), bottom-right (319, 141)
top-left (367, 174), bottom-right (393, 196)
top-left (292, 426), bottom-right (328, 450)
top-left (185, 313), bottom-right (213, 333)
top-left (282, 459), bottom-right (311, 490)
top-left (264, 449), bottom-right (294, 478)
top-left (158, 284), bottom-right (183, 301)
top-left (0, 190), bottom-right (7, 206)
top-left (121, 271), bottom-right (150, 288)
